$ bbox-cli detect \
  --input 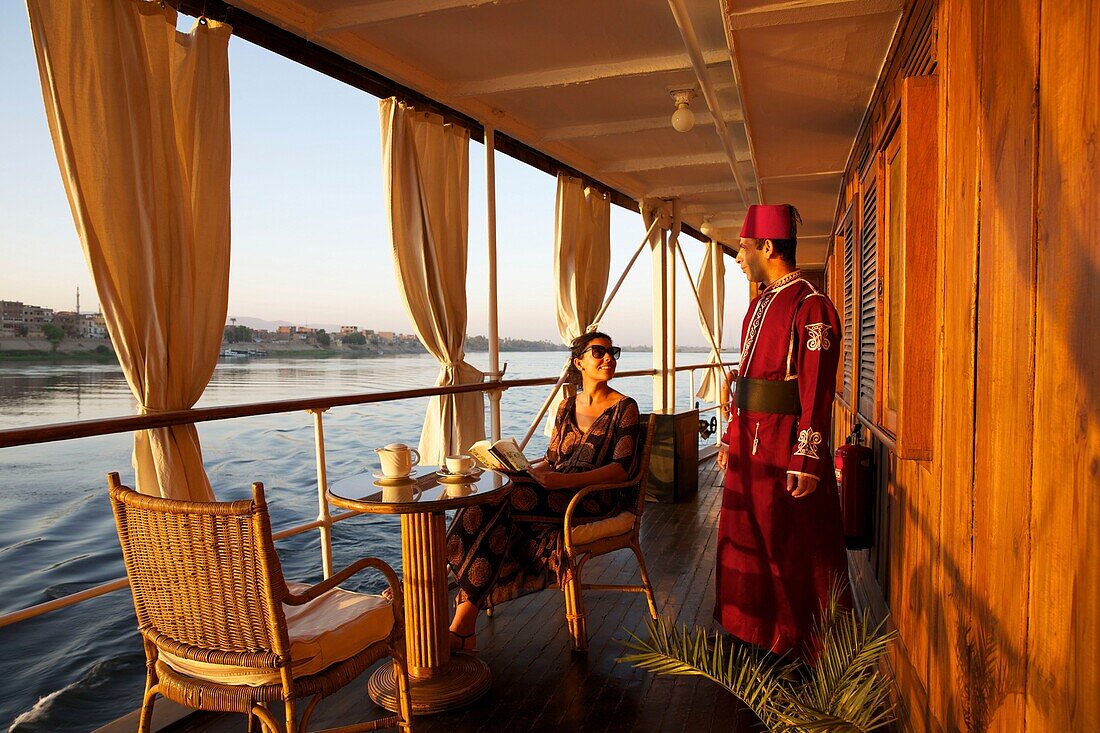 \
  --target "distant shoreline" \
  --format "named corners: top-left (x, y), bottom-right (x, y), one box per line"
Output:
top-left (0, 339), bottom-right (727, 363)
